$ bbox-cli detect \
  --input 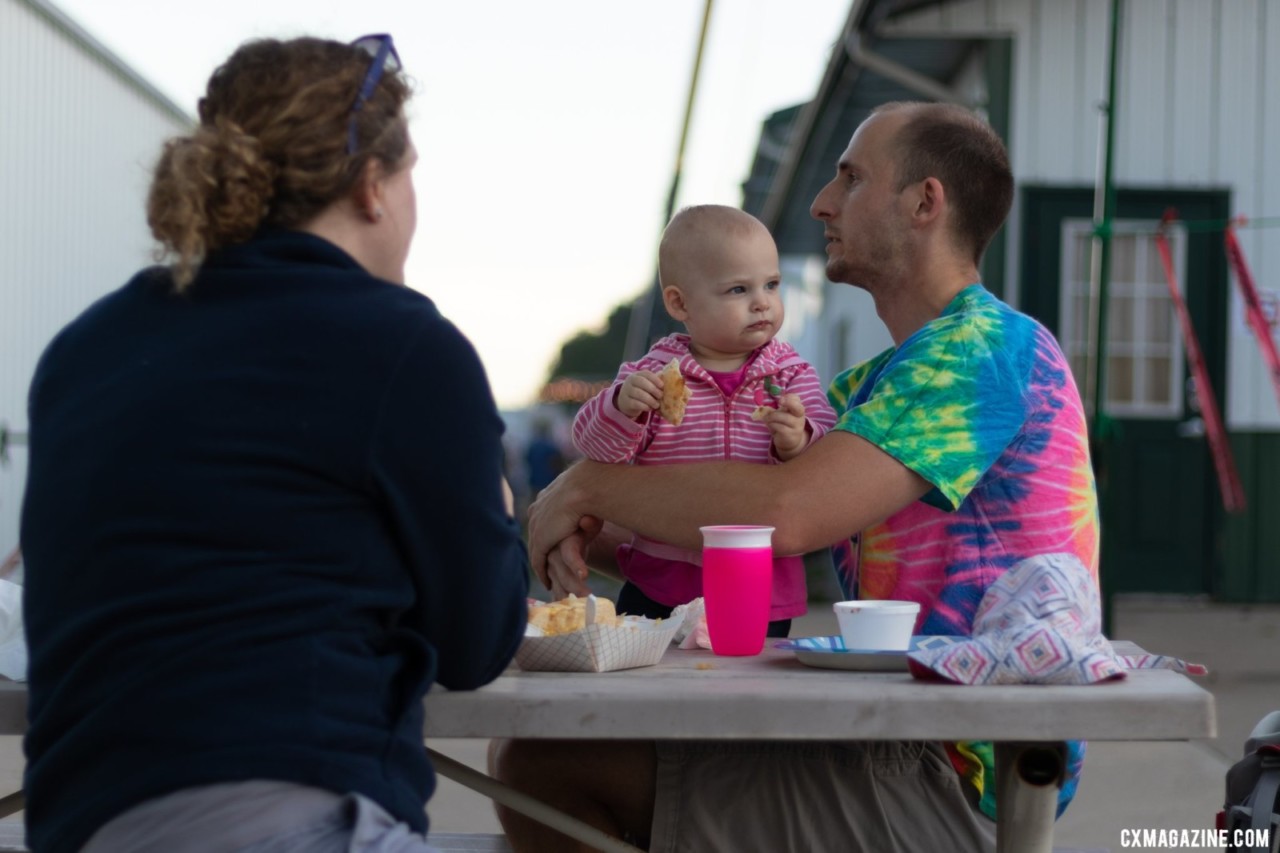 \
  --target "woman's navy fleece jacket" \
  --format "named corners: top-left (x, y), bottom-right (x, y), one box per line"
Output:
top-left (20, 230), bottom-right (530, 853)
